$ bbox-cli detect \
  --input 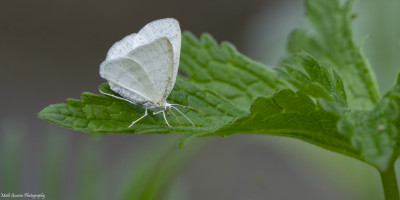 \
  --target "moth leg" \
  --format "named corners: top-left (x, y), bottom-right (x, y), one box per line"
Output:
top-left (153, 110), bottom-right (172, 128)
top-left (162, 111), bottom-right (172, 128)
top-left (128, 109), bottom-right (148, 128)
